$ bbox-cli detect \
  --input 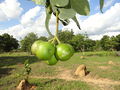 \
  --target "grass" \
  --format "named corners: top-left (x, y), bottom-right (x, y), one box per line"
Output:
top-left (0, 51), bottom-right (120, 90)
top-left (29, 78), bottom-right (92, 90)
